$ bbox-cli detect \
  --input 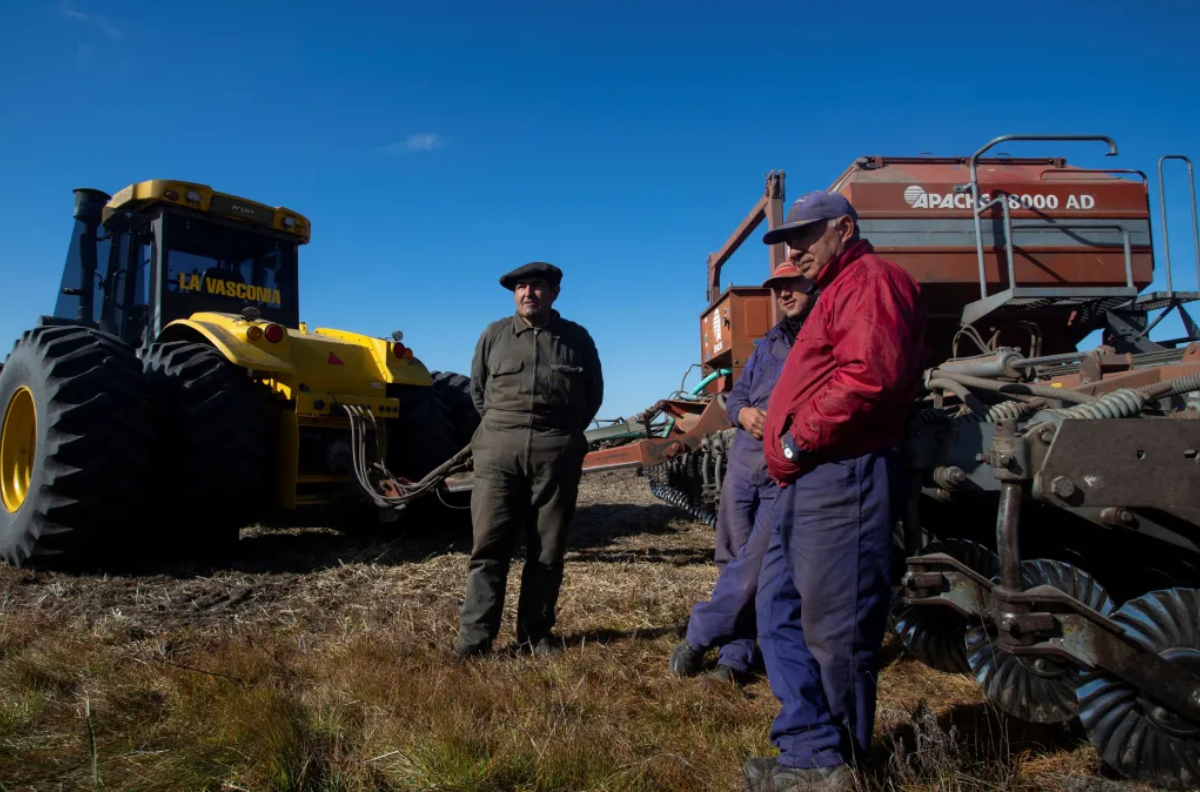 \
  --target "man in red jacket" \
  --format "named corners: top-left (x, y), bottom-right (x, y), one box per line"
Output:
top-left (742, 191), bottom-right (926, 792)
